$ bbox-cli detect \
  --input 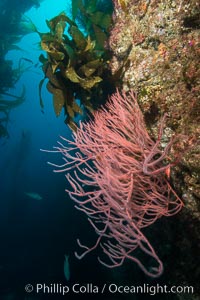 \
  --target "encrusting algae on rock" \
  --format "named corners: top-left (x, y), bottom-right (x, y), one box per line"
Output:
top-left (107, 0), bottom-right (199, 296)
